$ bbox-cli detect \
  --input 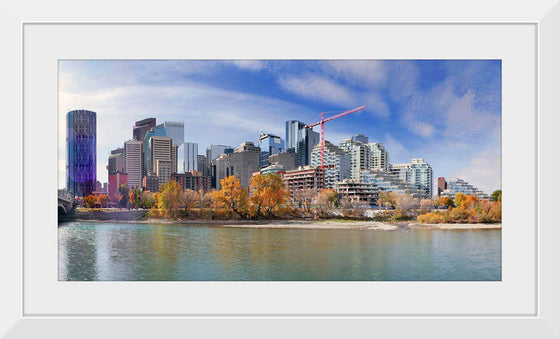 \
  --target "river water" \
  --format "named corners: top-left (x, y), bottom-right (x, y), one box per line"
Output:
top-left (58, 221), bottom-right (501, 281)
